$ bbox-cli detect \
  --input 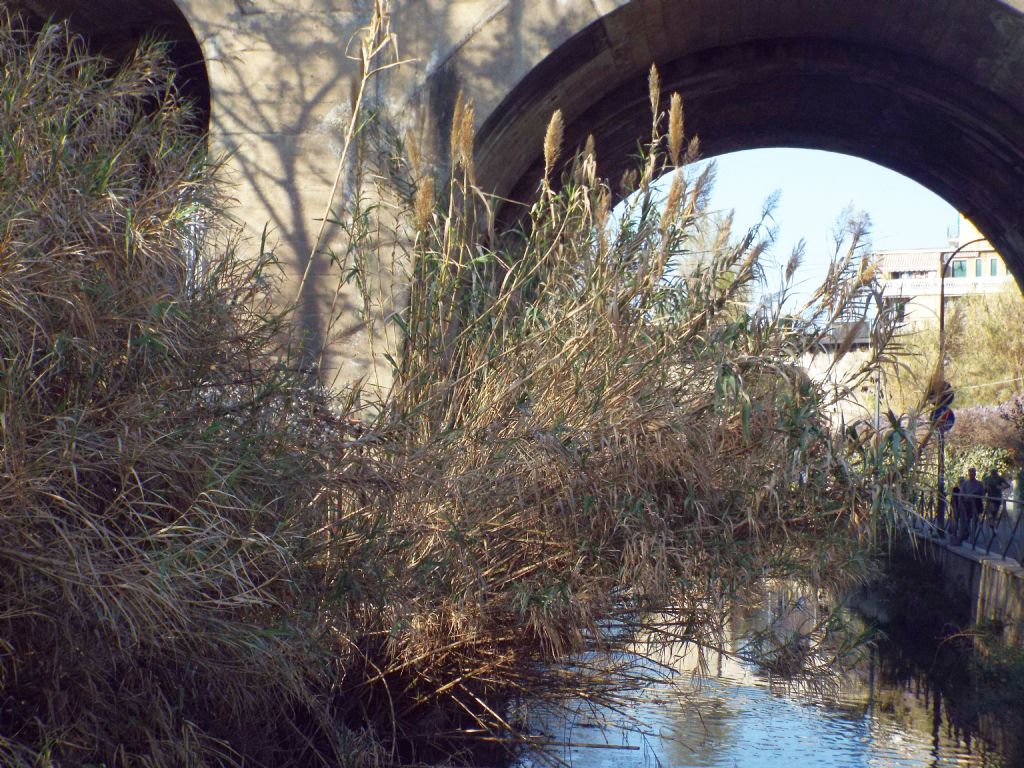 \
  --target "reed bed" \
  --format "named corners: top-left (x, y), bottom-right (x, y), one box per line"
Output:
top-left (1, 10), bottom-right (907, 767)
top-left (0, 16), bottom-right (385, 766)
top-left (331, 83), bottom-right (903, 759)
